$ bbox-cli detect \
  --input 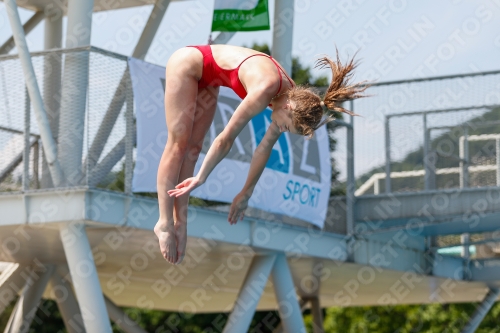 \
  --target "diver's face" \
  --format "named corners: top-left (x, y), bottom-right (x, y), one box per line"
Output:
top-left (271, 99), bottom-right (298, 134)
